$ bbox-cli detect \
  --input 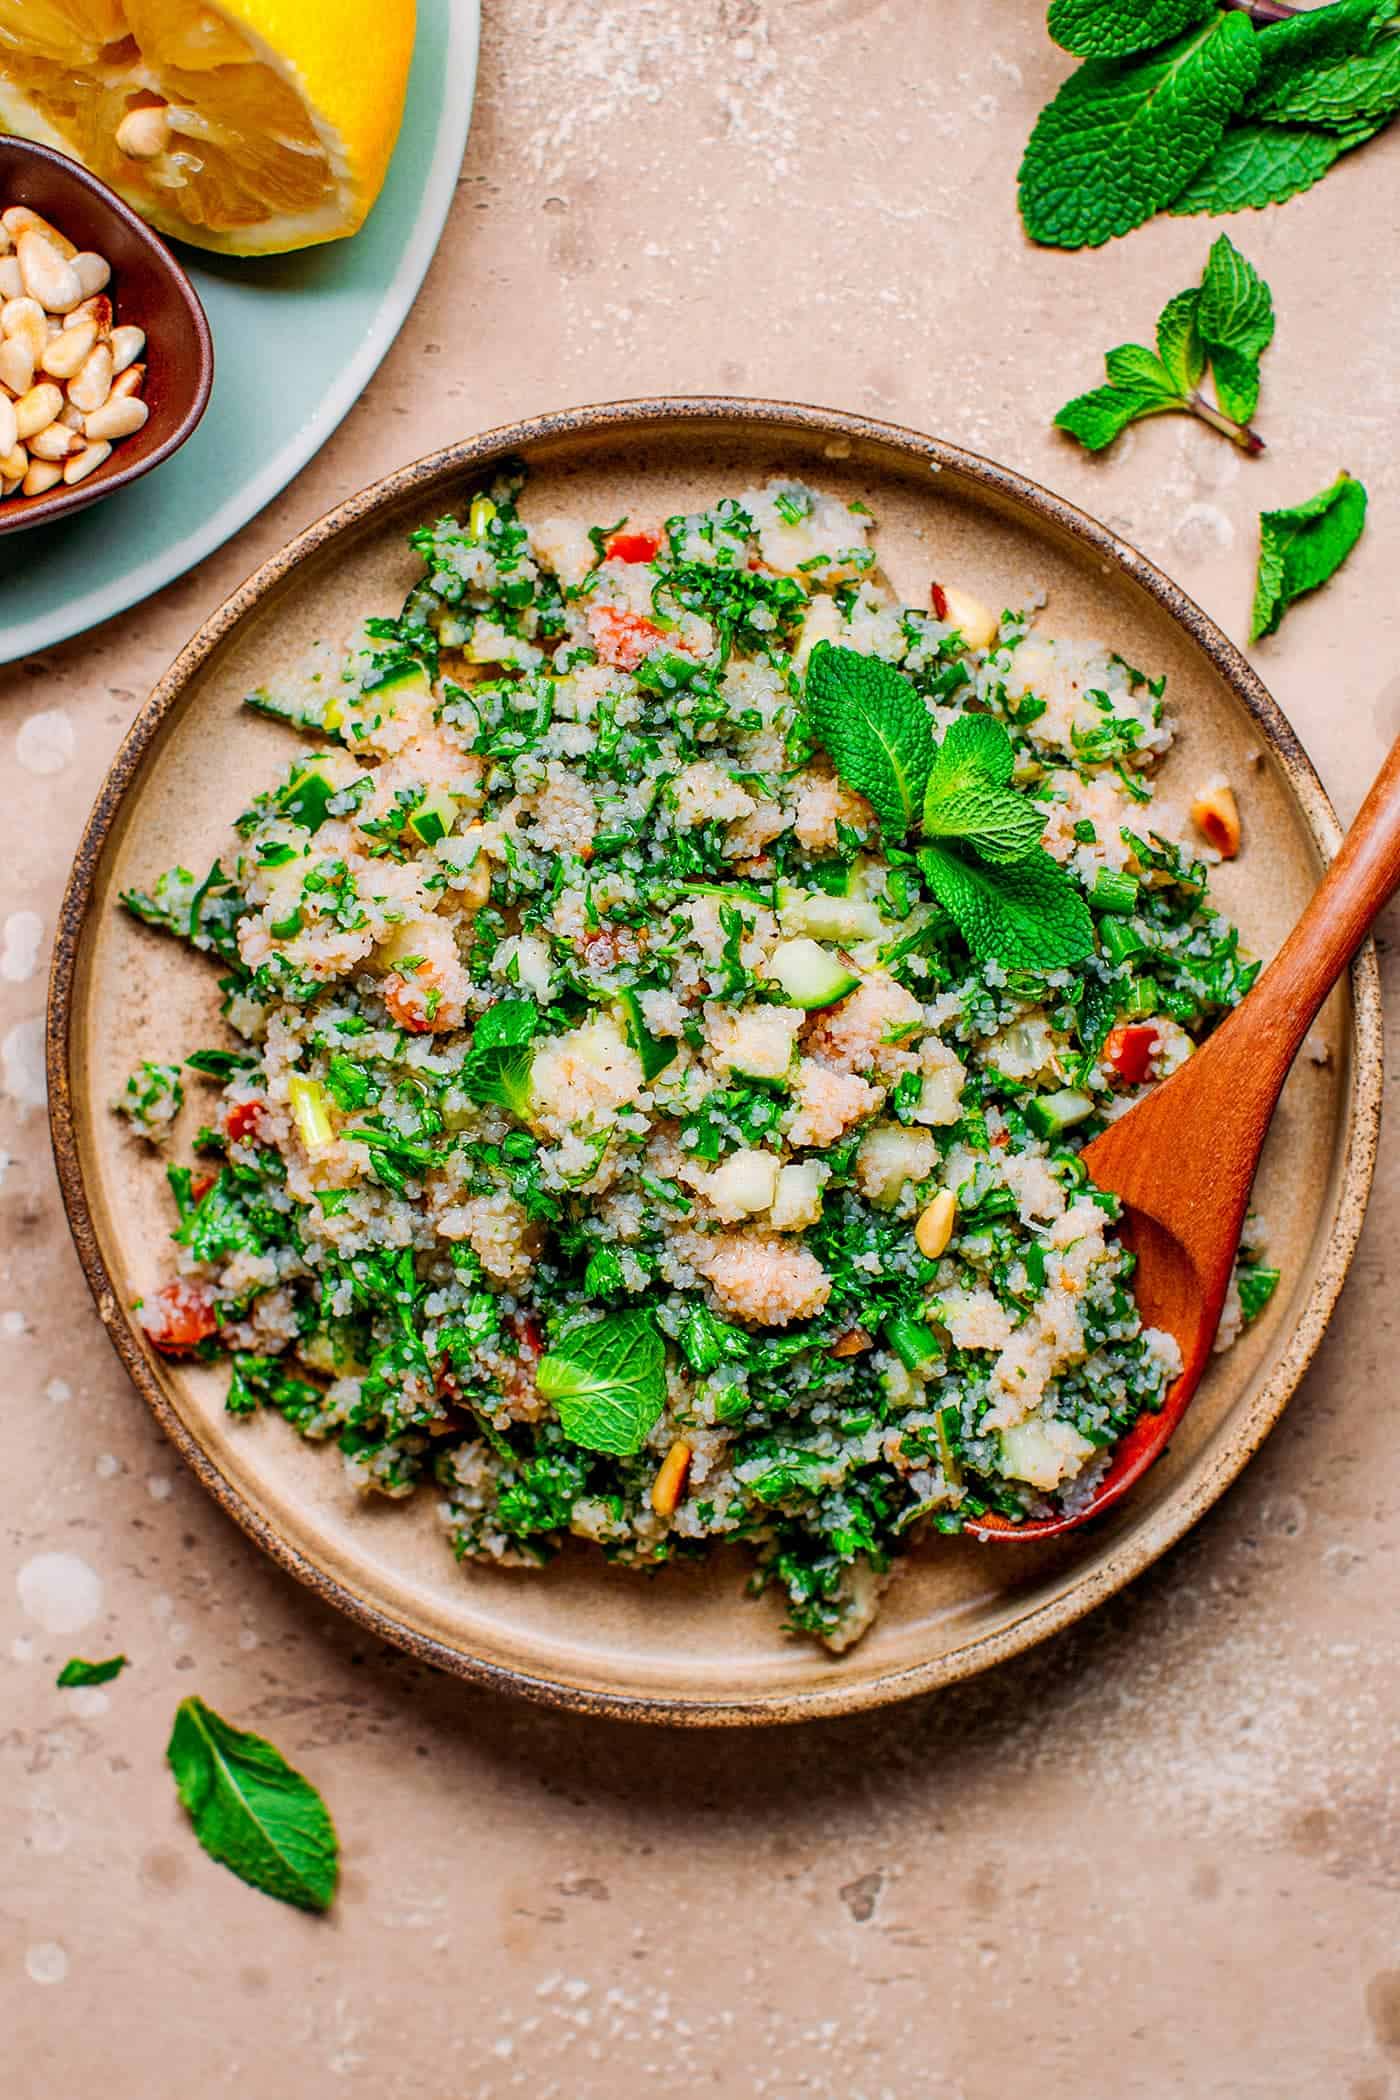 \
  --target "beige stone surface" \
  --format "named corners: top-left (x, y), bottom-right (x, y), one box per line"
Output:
top-left (4, 3), bottom-right (1400, 2093)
